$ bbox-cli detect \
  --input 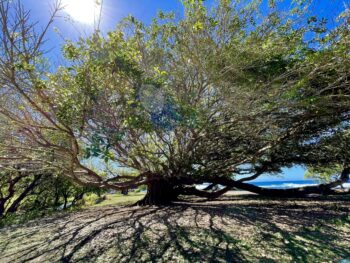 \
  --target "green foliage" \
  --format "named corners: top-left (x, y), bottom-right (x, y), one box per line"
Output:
top-left (52, 0), bottom-right (349, 178)
top-left (1, 0), bottom-right (350, 197)
top-left (305, 165), bottom-right (343, 183)
top-left (0, 168), bottom-right (103, 222)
